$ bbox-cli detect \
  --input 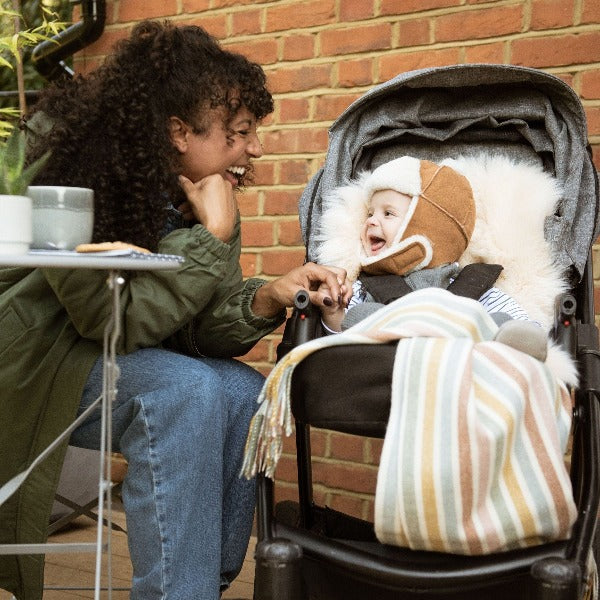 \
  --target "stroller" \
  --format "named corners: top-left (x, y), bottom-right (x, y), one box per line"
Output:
top-left (251, 64), bottom-right (600, 600)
